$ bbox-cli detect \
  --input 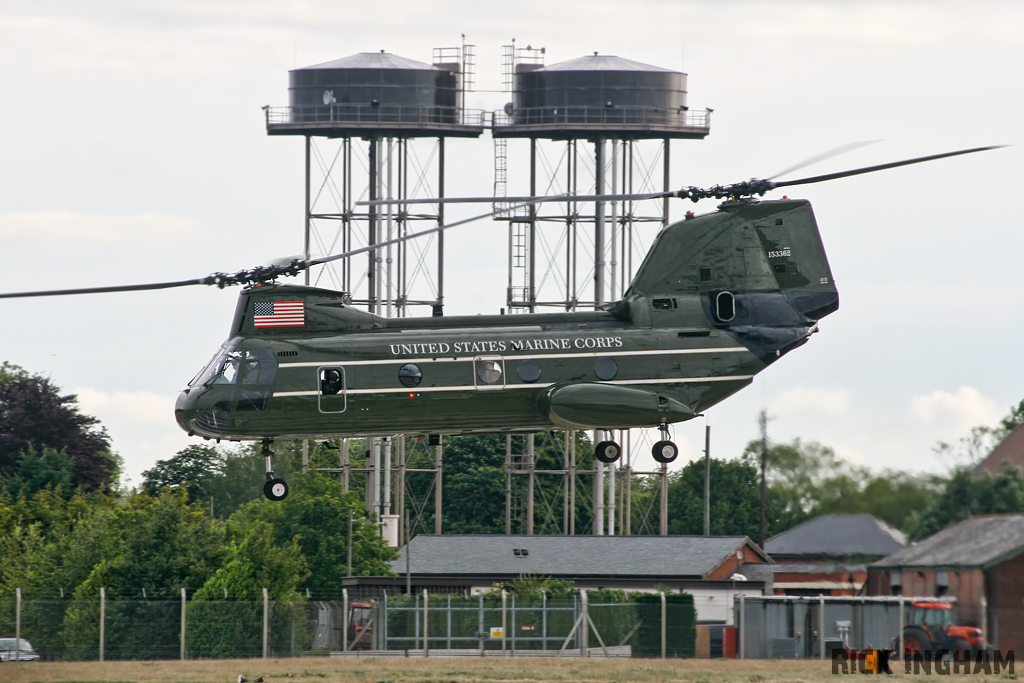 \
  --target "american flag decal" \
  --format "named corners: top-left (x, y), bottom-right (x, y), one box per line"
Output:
top-left (253, 301), bottom-right (304, 328)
